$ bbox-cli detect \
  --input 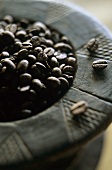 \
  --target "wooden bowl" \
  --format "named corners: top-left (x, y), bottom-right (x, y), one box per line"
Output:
top-left (0, 0), bottom-right (112, 169)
